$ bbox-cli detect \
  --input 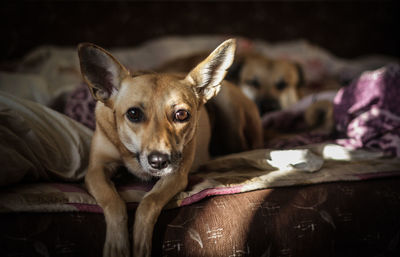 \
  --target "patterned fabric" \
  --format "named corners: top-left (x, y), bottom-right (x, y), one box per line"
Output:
top-left (334, 63), bottom-right (400, 157)
top-left (3, 178), bottom-right (400, 257)
top-left (63, 83), bottom-right (96, 130)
